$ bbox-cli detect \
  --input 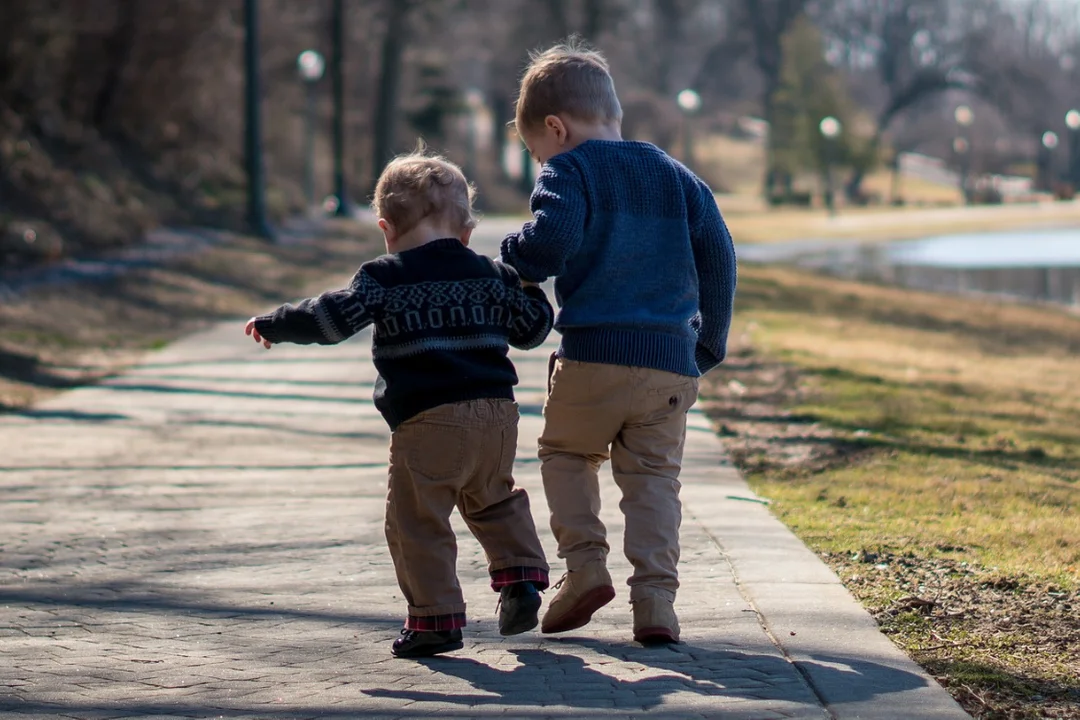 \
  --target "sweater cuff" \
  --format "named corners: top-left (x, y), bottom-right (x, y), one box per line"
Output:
top-left (521, 285), bottom-right (548, 301)
top-left (253, 315), bottom-right (285, 344)
top-left (498, 234), bottom-right (517, 266)
top-left (500, 234), bottom-right (547, 283)
top-left (695, 343), bottom-right (721, 375)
